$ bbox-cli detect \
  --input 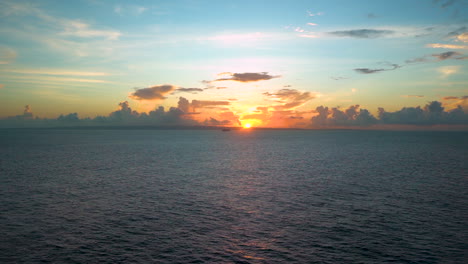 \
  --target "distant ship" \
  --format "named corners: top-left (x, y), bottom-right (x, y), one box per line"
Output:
top-left (221, 128), bottom-right (231, 132)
